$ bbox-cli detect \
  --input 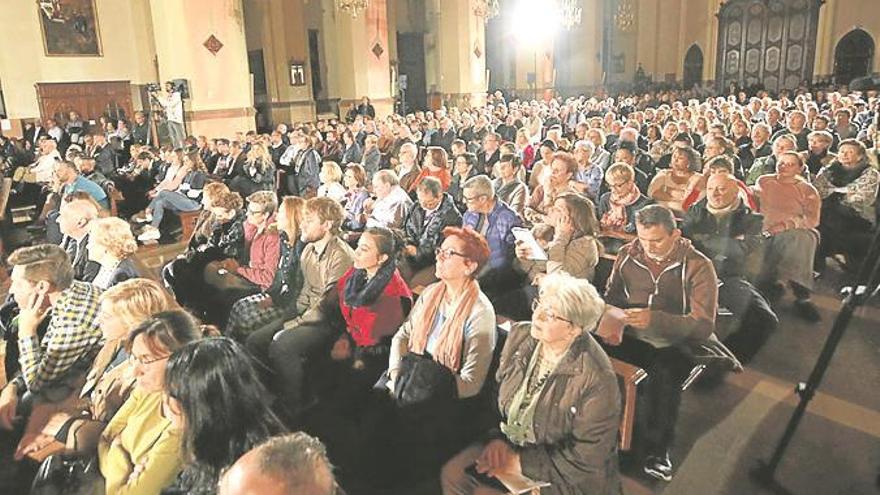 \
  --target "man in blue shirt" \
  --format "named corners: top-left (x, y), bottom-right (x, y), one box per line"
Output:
top-left (55, 160), bottom-right (109, 209)
top-left (461, 174), bottom-right (522, 301)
